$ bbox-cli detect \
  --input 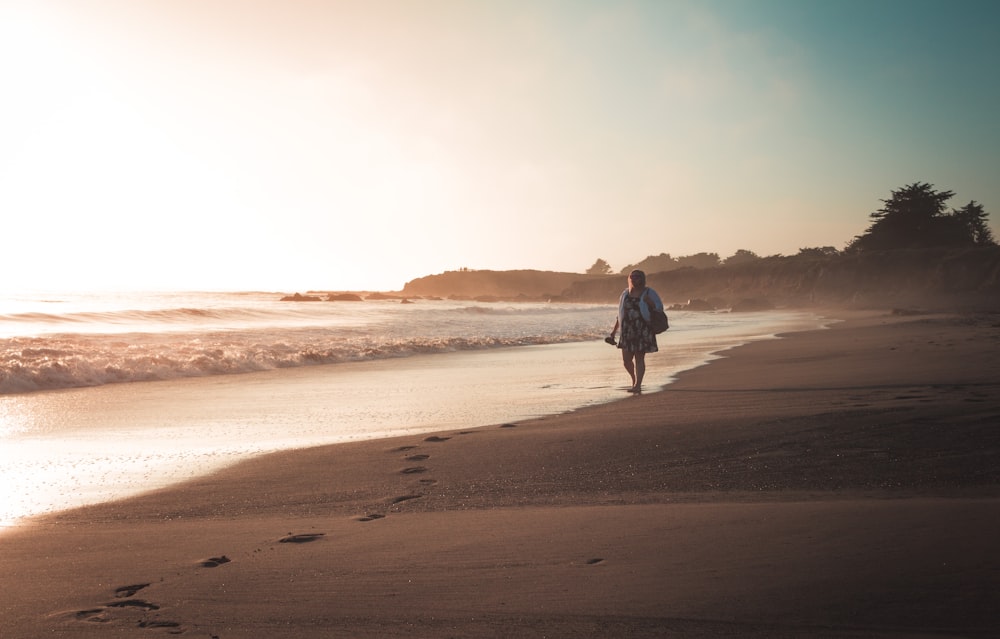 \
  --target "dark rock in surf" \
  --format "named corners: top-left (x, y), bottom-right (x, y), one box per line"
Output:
top-left (280, 293), bottom-right (322, 302)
